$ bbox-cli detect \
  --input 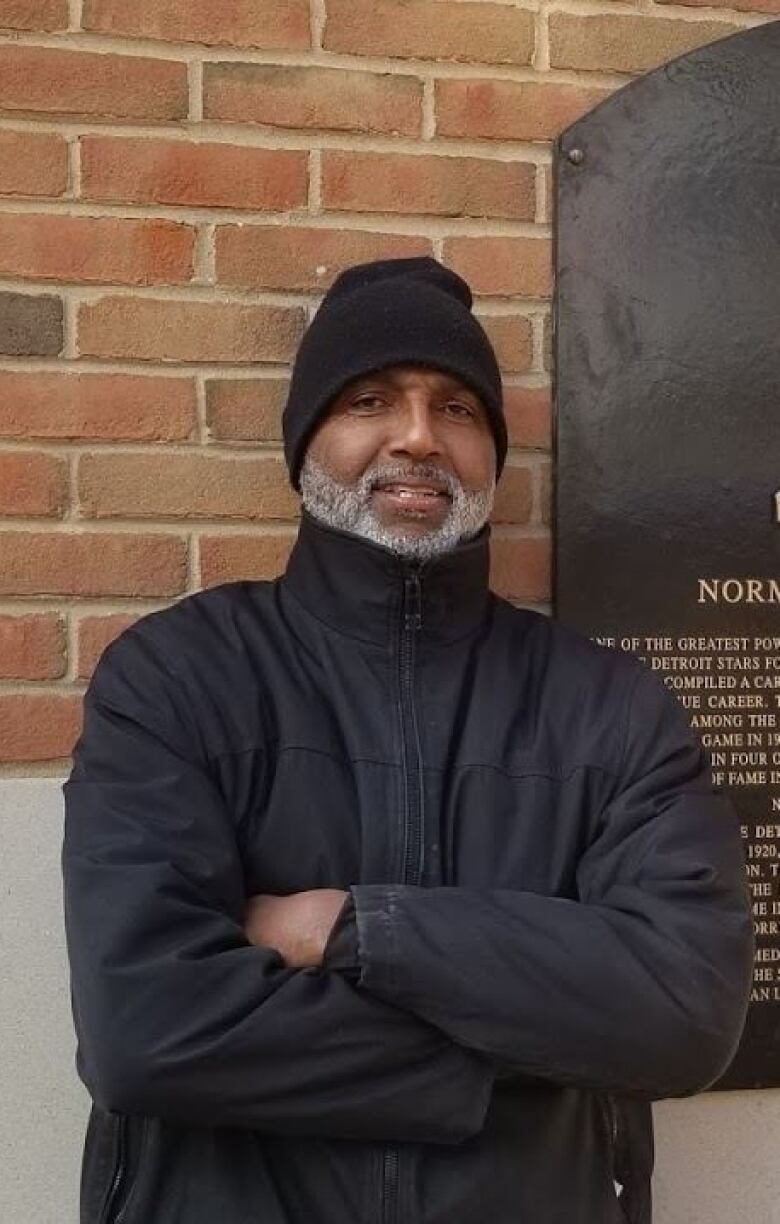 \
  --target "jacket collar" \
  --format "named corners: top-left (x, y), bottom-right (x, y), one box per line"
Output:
top-left (281, 510), bottom-right (492, 646)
